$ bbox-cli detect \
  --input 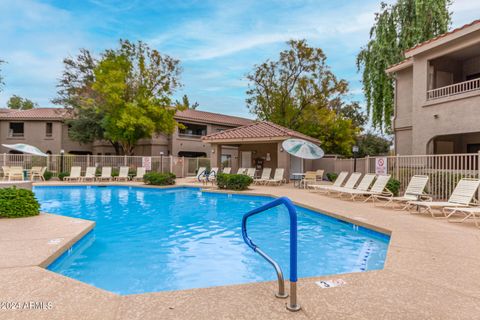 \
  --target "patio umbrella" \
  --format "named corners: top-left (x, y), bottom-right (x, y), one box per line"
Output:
top-left (282, 139), bottom-right (324, 160)
top-left (2, 143), bottom-right (48, 157)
